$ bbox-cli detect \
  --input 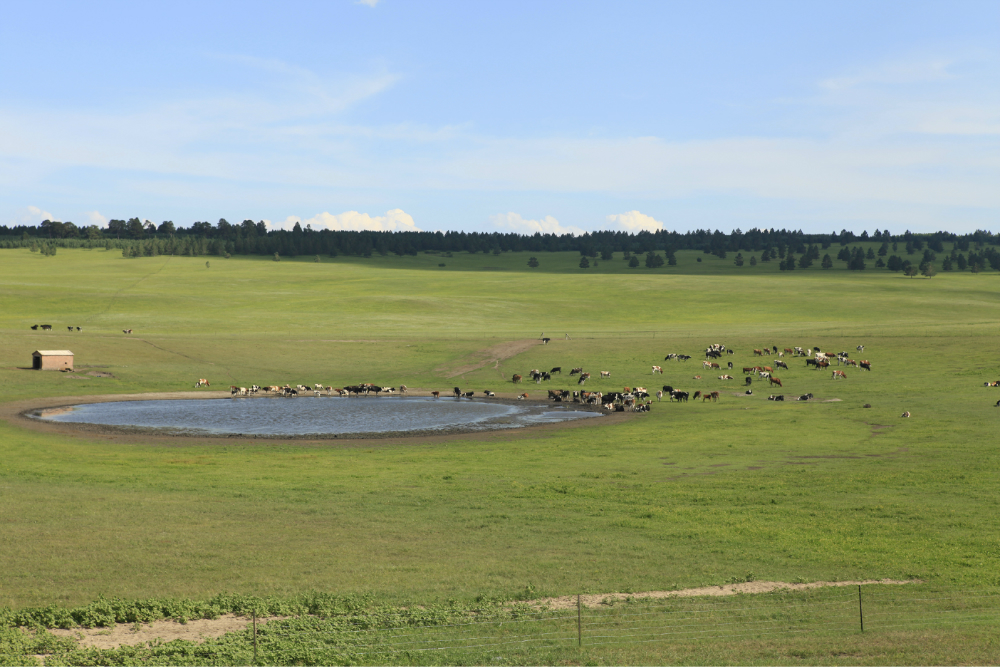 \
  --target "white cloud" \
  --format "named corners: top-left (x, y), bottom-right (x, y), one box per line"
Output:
top-left (490, 212), bottom-right (585, 236)
top-left (606, 211), bottom-right (664, 232)
top-left (264, 209), bottom-right (420, 232)
top-left (819, 58), bottom-right (955, 91)
top-left (356, 0), bottom-right (379, 6)
top-left (9, 205), bottom-right (54, 226)
top-left (84, 210), bottom-right (108, 227)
